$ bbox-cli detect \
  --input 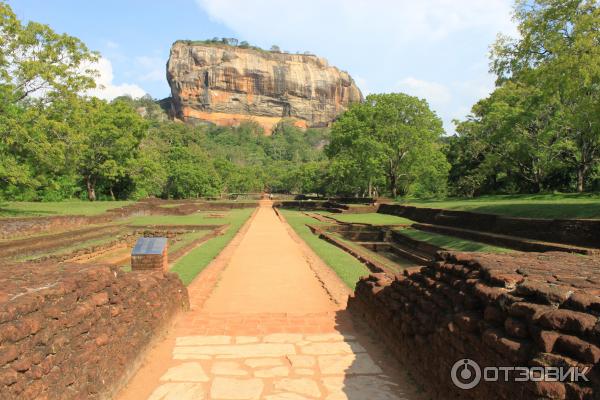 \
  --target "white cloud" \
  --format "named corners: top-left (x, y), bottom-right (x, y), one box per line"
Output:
top-left (397, 77), bottom-right (452, 105)
top-left (105, 40), bottom-right (119, 49)
top-left (87, 57), bottom-right (147, 100)
top-left (195, 0), bottom-right (518, 135)
top-left (353, 75), bottom-right (370, 96)
top-left (136, 56), bottom-right (165, 82)
top-left (196, 0), bottom-right (516, 46)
